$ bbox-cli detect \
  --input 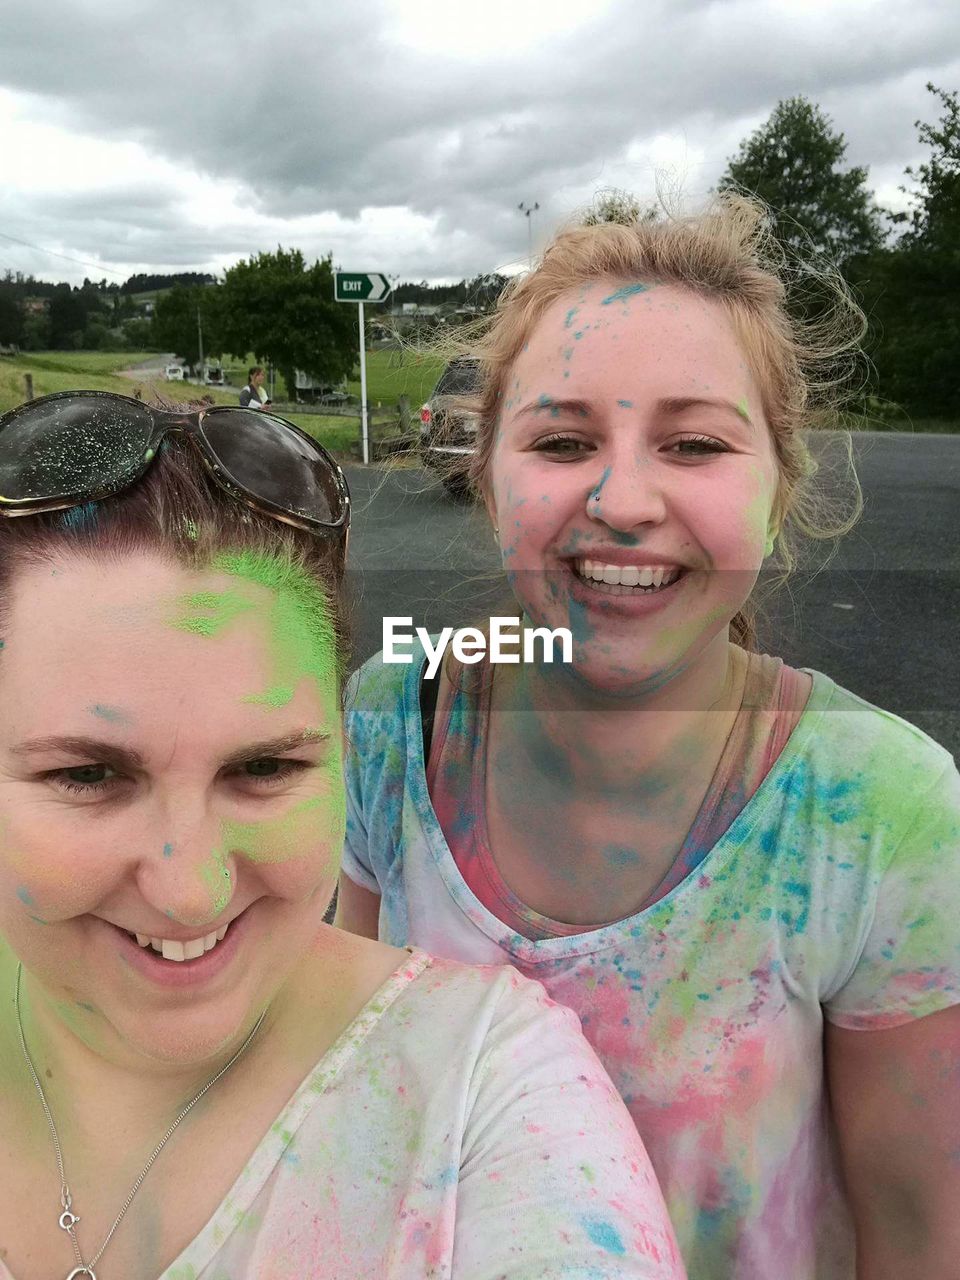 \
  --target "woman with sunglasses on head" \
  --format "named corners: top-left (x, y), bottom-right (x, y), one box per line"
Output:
top-left (338, 197), bottom-right (960, 1279)
top-left (0, 393), bottom-right (684, 1280)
